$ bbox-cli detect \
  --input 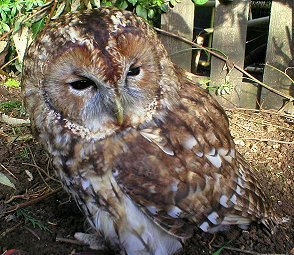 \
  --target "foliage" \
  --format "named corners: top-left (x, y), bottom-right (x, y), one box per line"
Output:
top-left (0, 0), bottom-right (210, 81)
top-left (16, 208), bottom-right (51, 232)
top-left (211, 240), bottom-right (232, 255)
top-left (0, 100), bottom-right (25, 117)
top-left (18, 147), bottom-right (30, 160)
top-left (192, 0), bottom-right (209, 5)
top-left (0, 0), bottom-right (46, 35)
top-left (0, 0), bottom-right (189, 74)
top-left (0, 0), bottom-right (47, 73)
top-left (0, 100), bottom-right (22, 111)
top-left (3, 78), bottom-right (20, 87)
top-left (0, 0), bottom-right (184, 38)
top-left (102, 0), bottom-right (175, 20)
